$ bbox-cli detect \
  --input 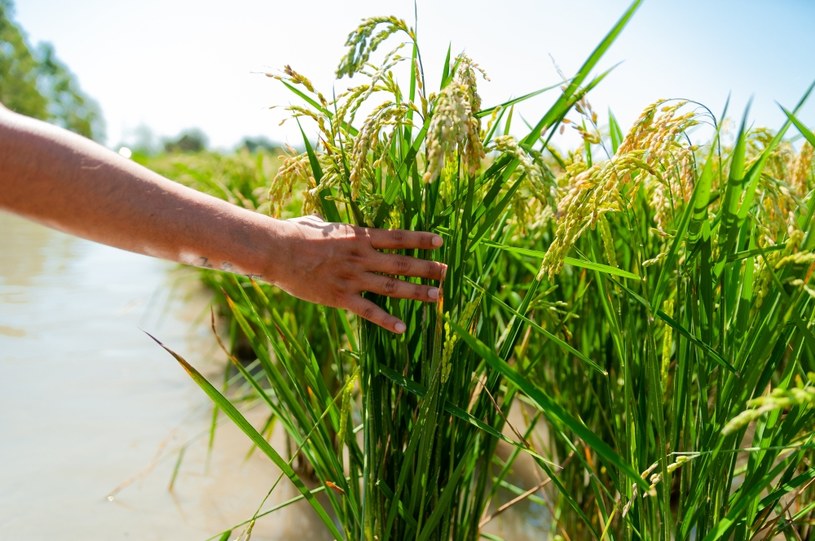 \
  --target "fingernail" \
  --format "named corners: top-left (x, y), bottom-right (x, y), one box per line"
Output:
top-left (428, 287), bottom-right (440, 300)
top-left (394, 321), bottom-right (407, 333)
top-left (431, 235), bottom-right (443, 247)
